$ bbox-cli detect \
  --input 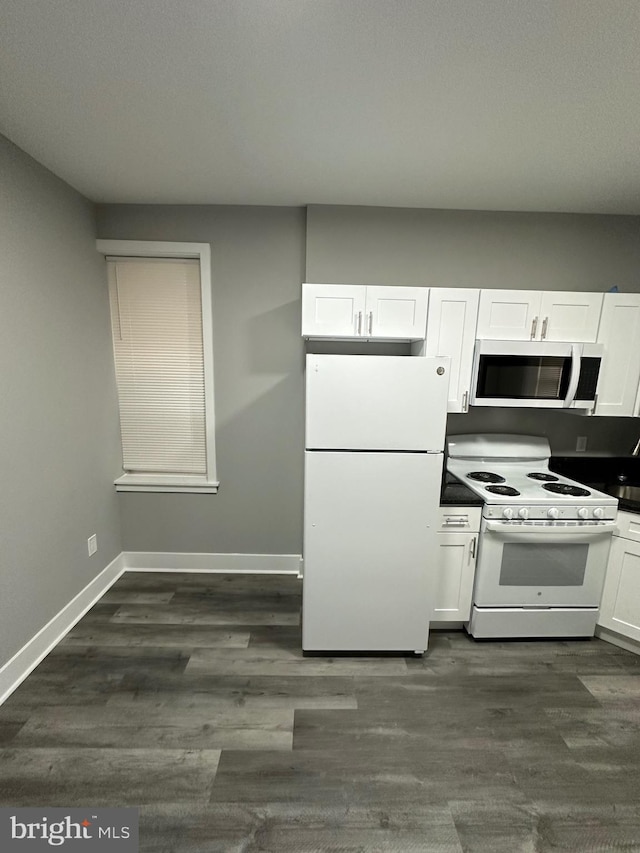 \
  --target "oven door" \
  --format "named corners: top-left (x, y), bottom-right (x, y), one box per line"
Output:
top-left (474, 519), bottom-right (613, 607)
